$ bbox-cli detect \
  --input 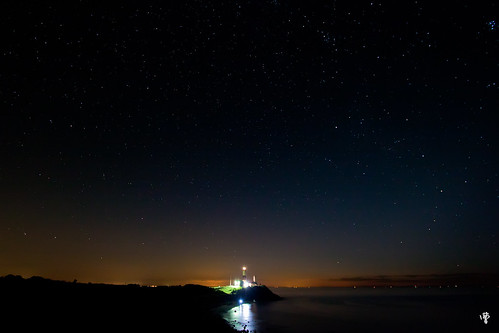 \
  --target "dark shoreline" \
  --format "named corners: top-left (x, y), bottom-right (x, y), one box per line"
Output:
top-left (1, 274), bottom-right (282, 332)
top-left (0, 275), bottom-right (230, 332)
